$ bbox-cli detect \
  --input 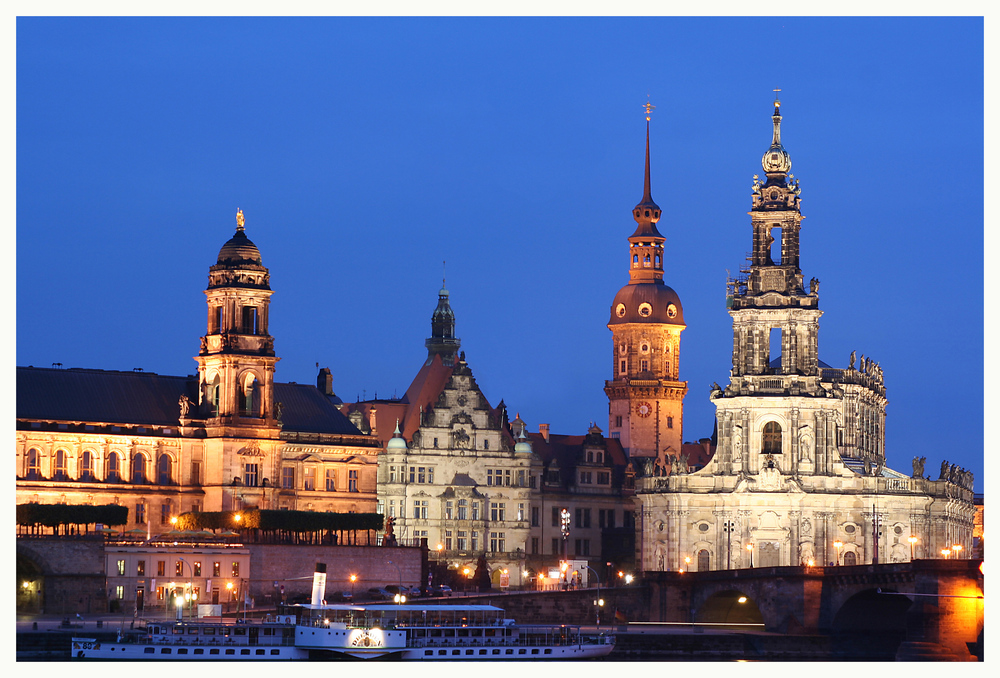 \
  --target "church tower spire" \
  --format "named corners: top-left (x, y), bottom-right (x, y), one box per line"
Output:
top-left (425, 271), bottom-right (461, 366)
top-left (605, 101), bottom-right (688, 464)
